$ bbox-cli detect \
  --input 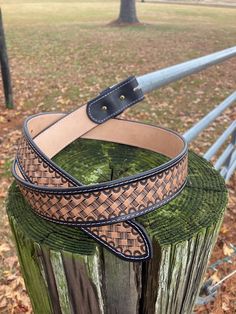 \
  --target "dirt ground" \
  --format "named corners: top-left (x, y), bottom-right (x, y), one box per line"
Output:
top-left (0, 0), bottom-right (236, 313)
